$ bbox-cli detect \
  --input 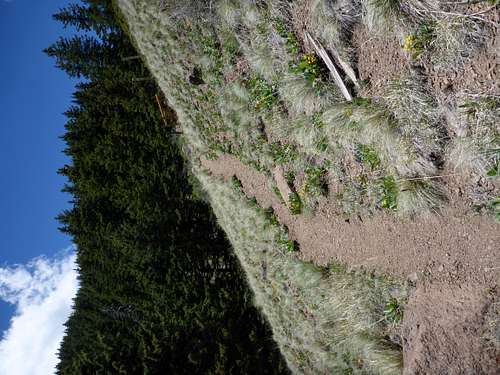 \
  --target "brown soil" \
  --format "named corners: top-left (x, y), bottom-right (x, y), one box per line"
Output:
top-left (403, 283), bottom-right (499, 375)
top-left (424, 3), bottom-right (500, 100)
top-left (202, 155), bottom-right (500, 375)
top-left (351, 6), bottom-right (500, 101)
top-left (351, 24), bottom-right (413, 98)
